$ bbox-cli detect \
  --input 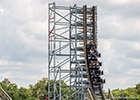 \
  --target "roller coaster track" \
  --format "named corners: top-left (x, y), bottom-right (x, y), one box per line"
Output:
top-left (76, 5), bottom-right (106, 100)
